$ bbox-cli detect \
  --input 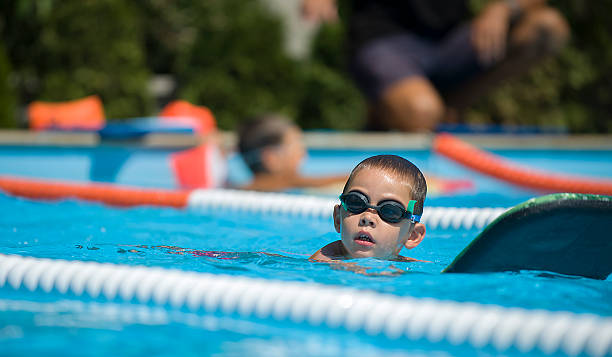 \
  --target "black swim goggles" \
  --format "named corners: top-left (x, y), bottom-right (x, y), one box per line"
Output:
top-left (339, 191), bottom-right (421, 224)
